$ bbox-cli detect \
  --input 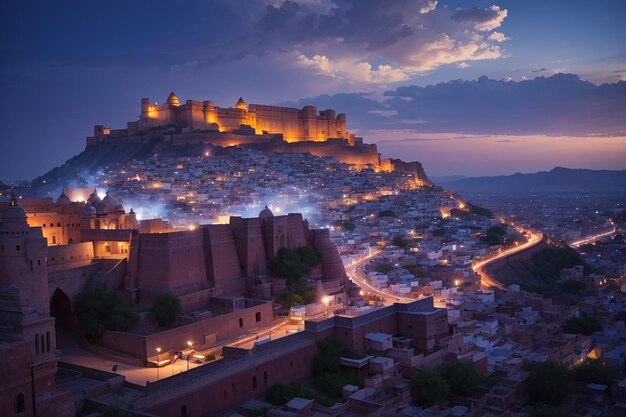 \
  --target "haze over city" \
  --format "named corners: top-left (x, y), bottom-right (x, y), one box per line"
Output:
top-left (1, 2), bottom-right (626, 417)
top-left (1, 0), bottom-right (625, 181)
